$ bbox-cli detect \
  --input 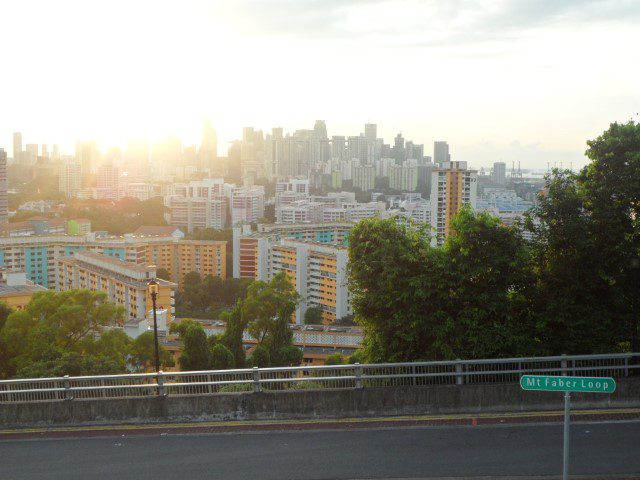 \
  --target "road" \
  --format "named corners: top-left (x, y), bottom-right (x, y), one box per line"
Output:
top-left (1, 421), bottom-right (639, 480)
